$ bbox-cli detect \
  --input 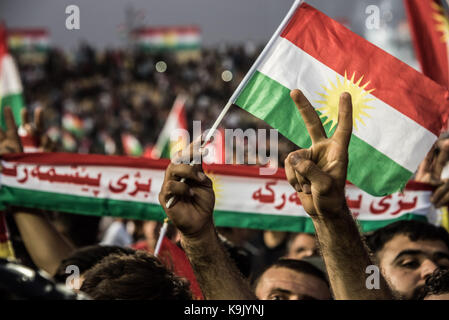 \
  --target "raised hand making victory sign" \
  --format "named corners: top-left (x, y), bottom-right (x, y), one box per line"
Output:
top-left (285, 89), bottom-right (352, 219)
